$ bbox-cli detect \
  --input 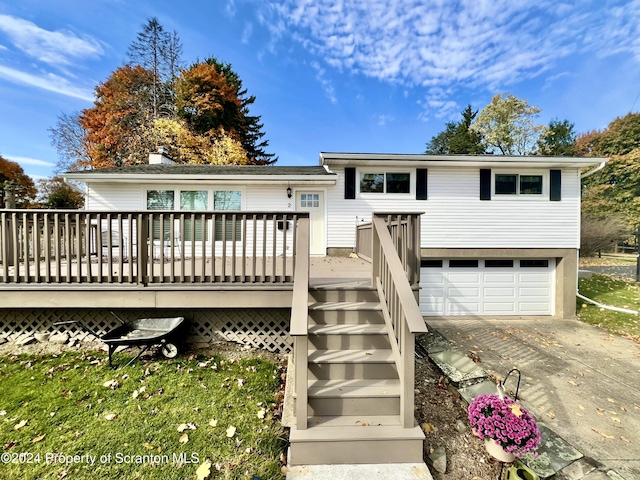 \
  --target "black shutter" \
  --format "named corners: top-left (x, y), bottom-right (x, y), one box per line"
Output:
top-left (416, 168), bottom-right (428, 200)
top-left (550, 169), bottom-right (561, 201)
top-left (345, 167), bottom-right (356, 199)
top-left (480, 169), bottom-right (491, 200)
